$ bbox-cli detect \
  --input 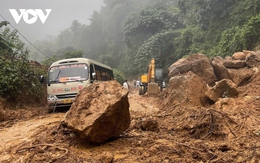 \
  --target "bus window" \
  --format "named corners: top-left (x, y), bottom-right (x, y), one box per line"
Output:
top-left (48, 63), bottom-right (88, 83)
top-left (90, 64), bottom-right (95, 80)
top-left (93, 64), bottom-right (114, 81)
